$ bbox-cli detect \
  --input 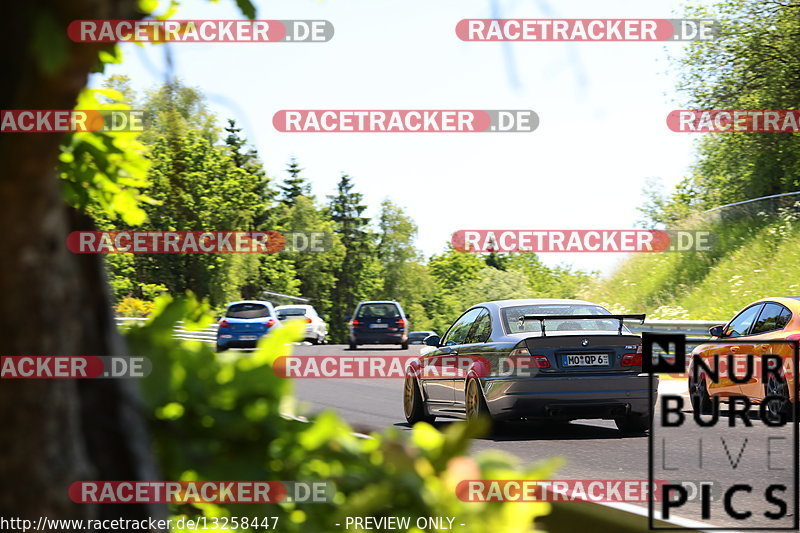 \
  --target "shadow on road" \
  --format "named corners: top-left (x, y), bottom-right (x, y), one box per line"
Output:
top-left (345, 346), bottom-right (411, 351)
top-left (393, 420), bottom-right (646, 441)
